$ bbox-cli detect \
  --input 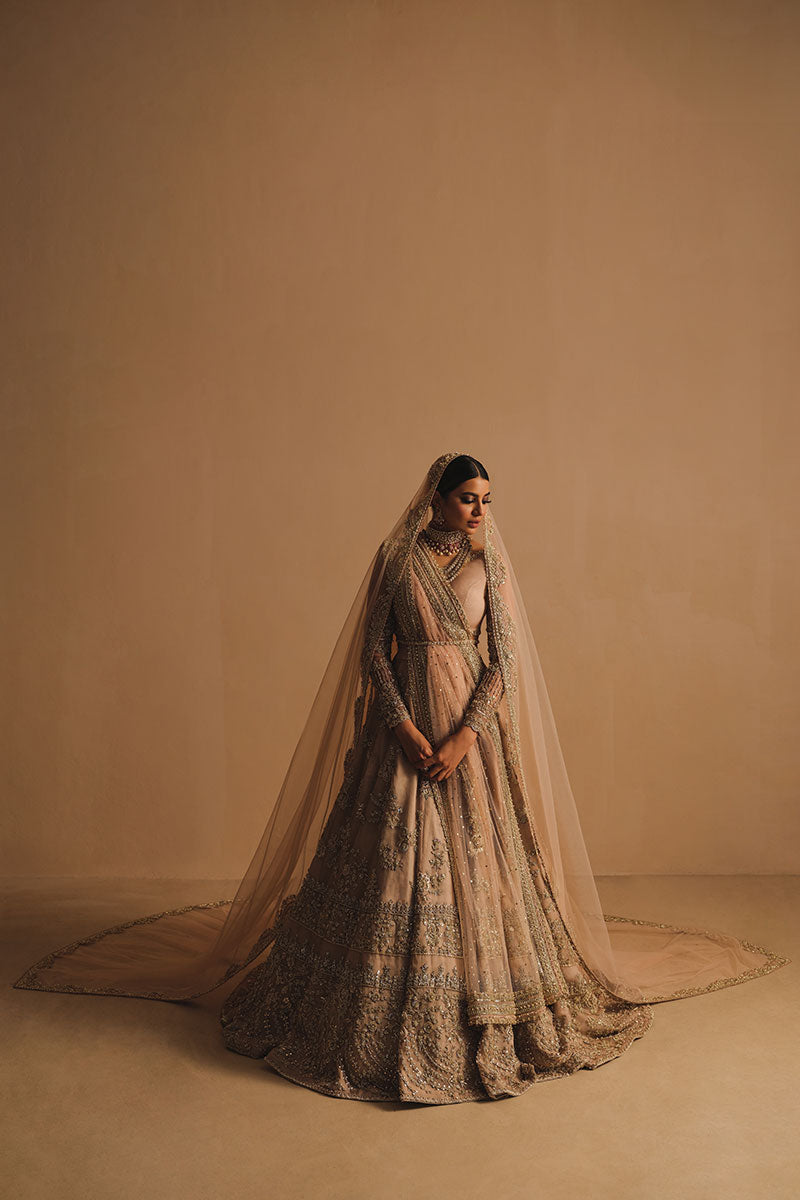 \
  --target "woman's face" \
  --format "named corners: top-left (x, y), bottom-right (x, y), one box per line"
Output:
top-left (436, 475), bottom-right (492, 534)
